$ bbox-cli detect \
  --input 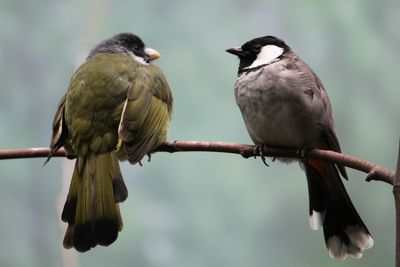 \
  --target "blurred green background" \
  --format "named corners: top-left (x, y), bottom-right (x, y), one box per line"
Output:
top-left (0, 0), bottom-right (399, 266)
